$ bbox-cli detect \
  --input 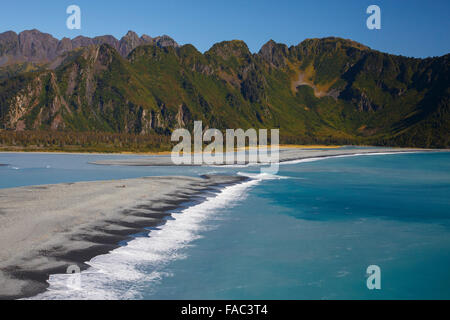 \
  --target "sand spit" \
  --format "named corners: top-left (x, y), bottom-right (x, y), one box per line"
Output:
top-left (89, 147), bottom-right (437, 166)
top-left (0, 175), bottom-right (245, 299)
